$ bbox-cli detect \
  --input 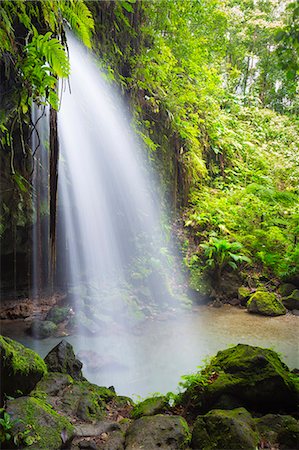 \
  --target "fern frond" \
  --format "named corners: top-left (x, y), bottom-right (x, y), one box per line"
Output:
top-left (61, 0), bottom-right (94, 48)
